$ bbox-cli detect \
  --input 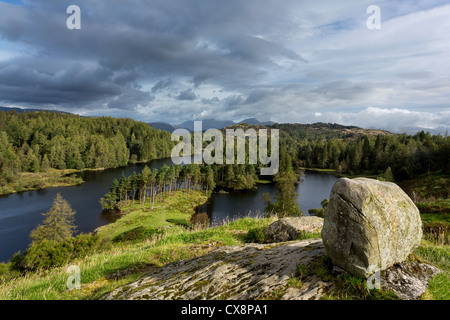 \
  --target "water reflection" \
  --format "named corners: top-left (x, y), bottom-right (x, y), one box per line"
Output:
top-left (0, 160), bottom-right (337, 262)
